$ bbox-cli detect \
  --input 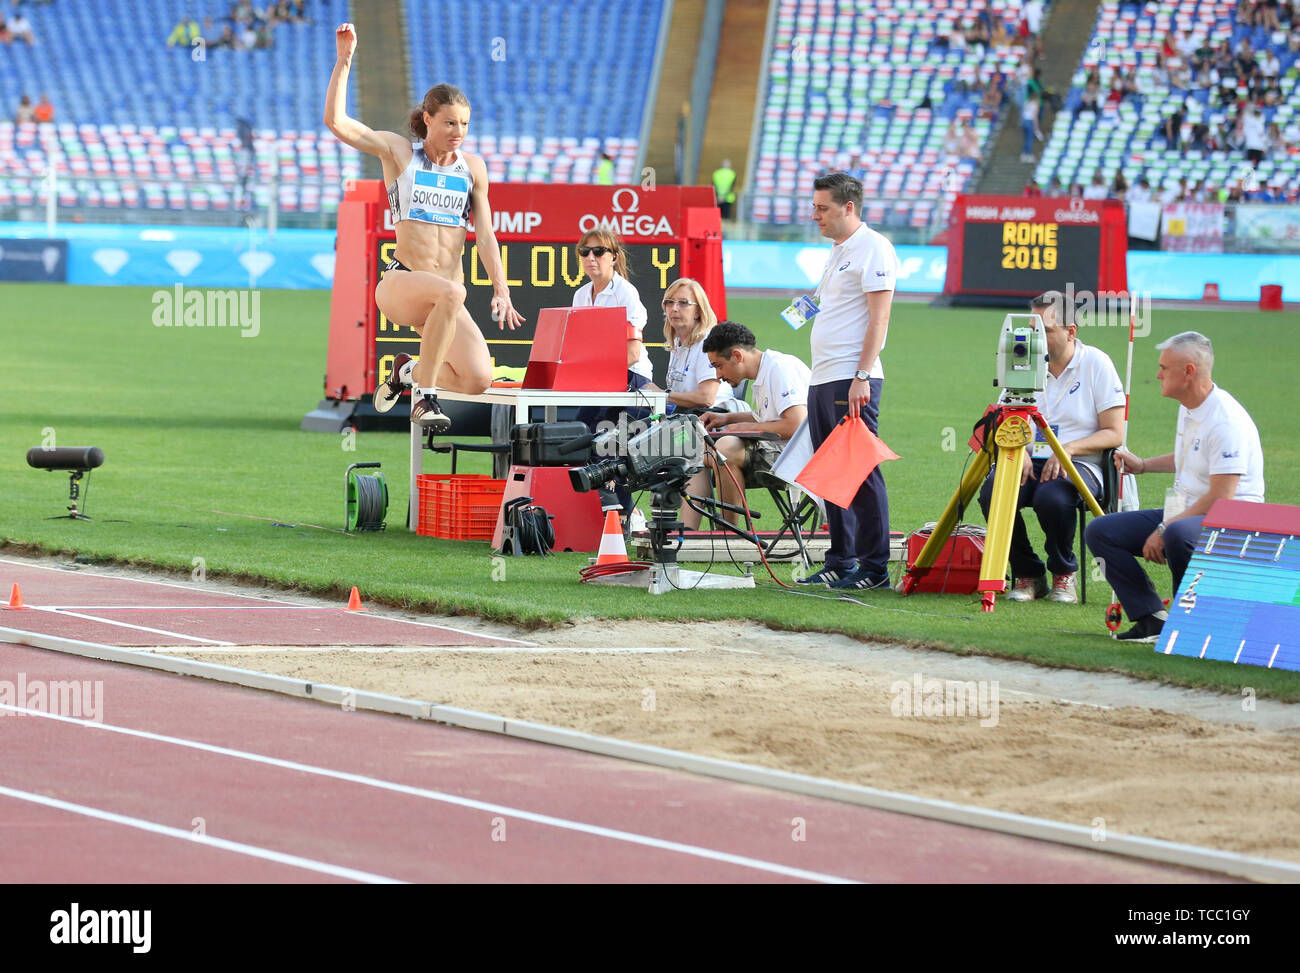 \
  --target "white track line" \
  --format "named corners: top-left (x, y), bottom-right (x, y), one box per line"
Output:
top-left (0, 702), bottom-right (856, 884)
top-left (0, 559), bottom-right (298, 603)
top-left (0, 783), bottom-right (404, 884)
top-left (28, 607), bottom-right (234, 646)
top-left (159, 645), bottom-right (711, 655)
